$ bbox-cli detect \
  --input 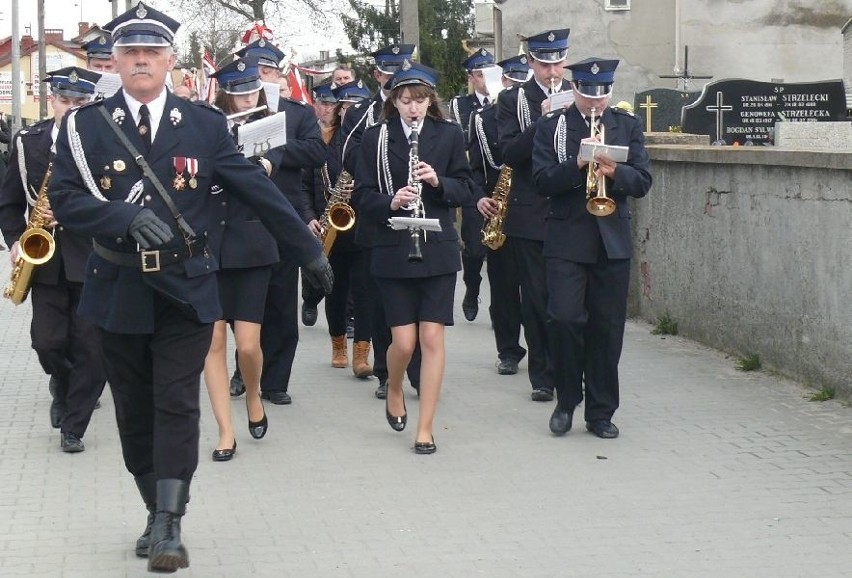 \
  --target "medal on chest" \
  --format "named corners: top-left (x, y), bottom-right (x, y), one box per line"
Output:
top-left (187, 158), bottom-right (198, 189)
top-left (173, 156), bottom-right (187, 190)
